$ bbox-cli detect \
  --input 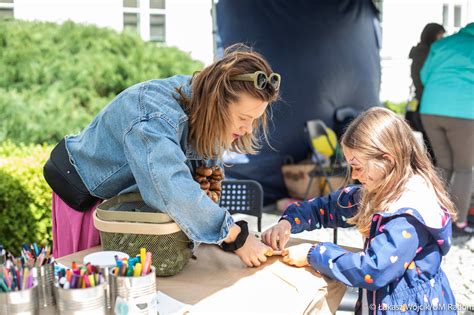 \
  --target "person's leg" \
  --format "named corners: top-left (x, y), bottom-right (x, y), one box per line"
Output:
top-left (52, 192), bottom-right (100, 258)
top-left (444, 117), bottom-right (474, 225)
top-left (421, 114), bottom-right (453, 181)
